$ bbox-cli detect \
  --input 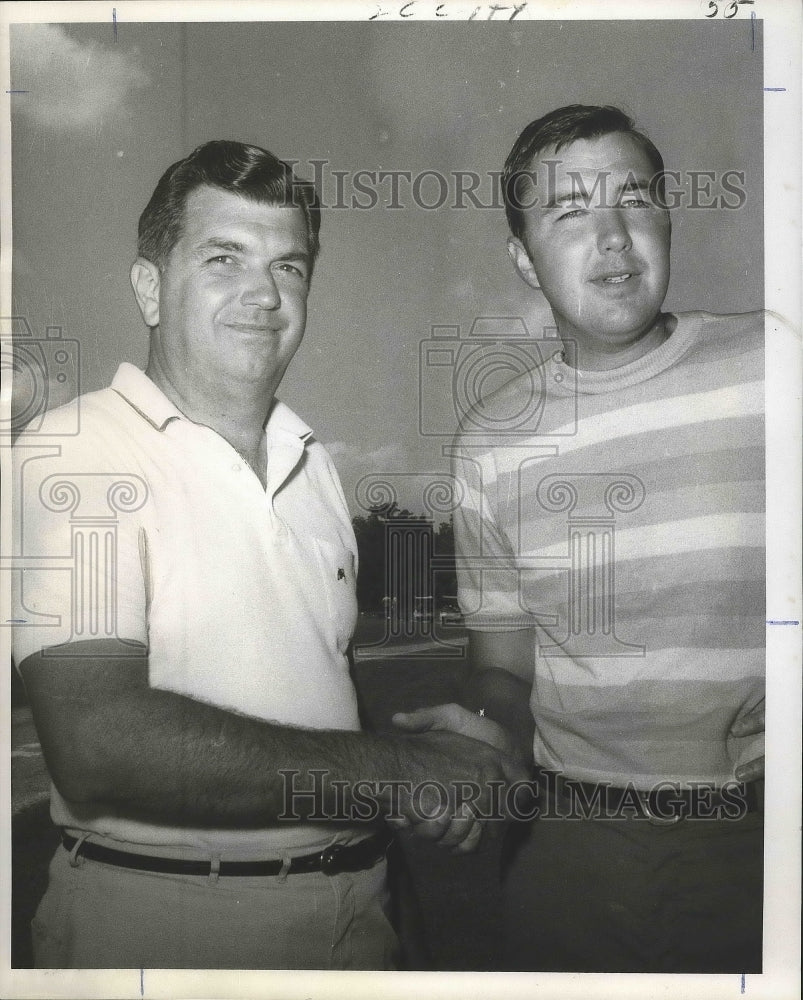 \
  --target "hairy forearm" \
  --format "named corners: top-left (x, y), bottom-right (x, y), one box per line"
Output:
top-left (67, 685), bottom-right (412, 826)
top-left (24, 640), bottom-right (520, 832)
